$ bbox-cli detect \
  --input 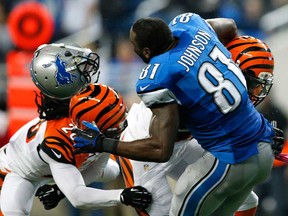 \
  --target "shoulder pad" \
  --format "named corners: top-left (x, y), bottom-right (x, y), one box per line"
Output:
top-left (41, 136), bottom-right (75, 164)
